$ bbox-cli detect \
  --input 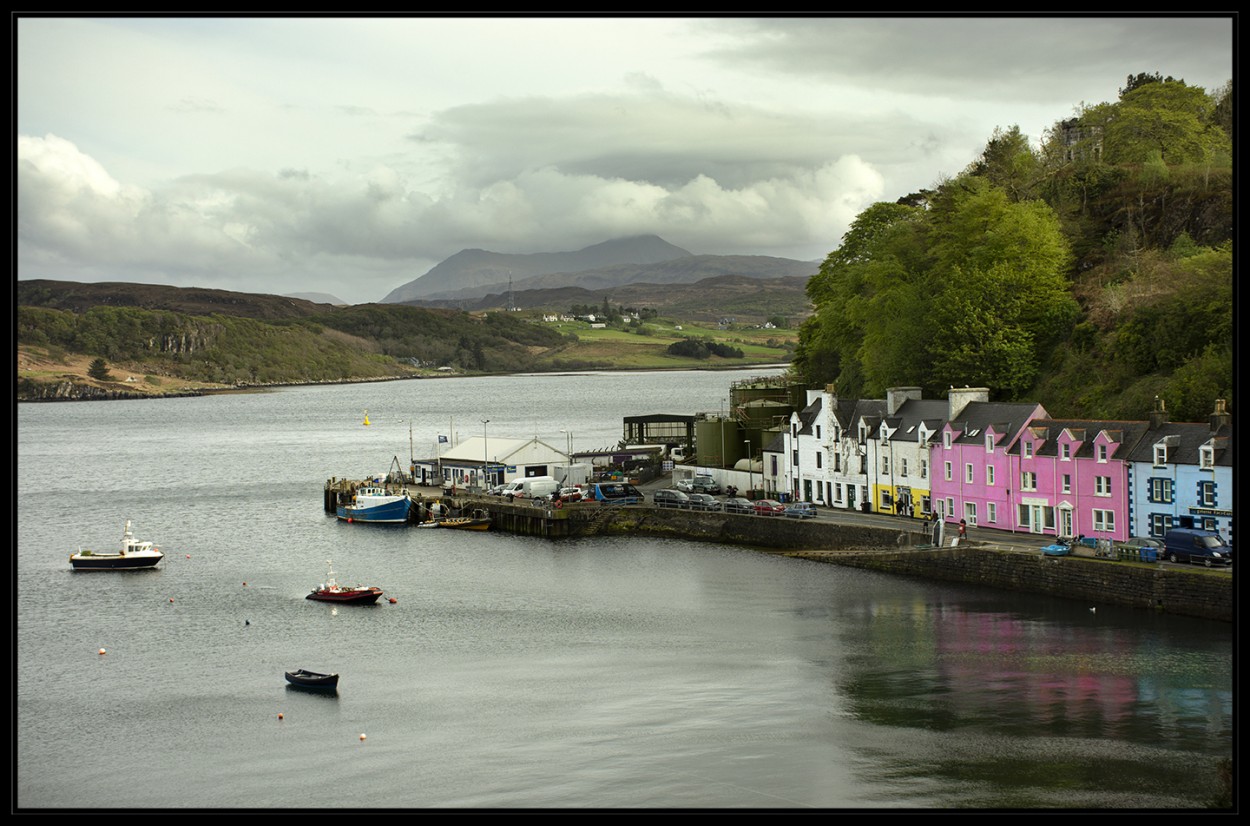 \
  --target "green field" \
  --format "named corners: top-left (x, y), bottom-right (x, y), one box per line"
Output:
top-left (531, 318), bottom-right (794, 370)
